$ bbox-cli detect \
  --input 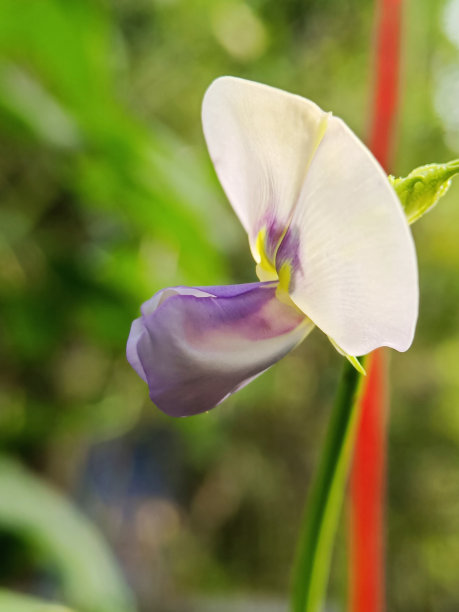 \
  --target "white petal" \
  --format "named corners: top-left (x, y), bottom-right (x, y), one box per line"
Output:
top-left (276, 116), bottom-right (418, 355)
top-left (202, 76), bottom-right (328, 263)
